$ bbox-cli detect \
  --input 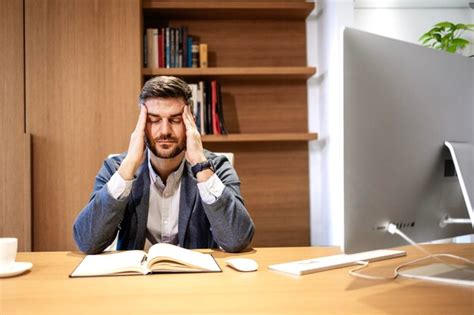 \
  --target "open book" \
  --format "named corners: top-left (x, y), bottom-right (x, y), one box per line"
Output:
top-left (70, 243), bottom-right (221, 277)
